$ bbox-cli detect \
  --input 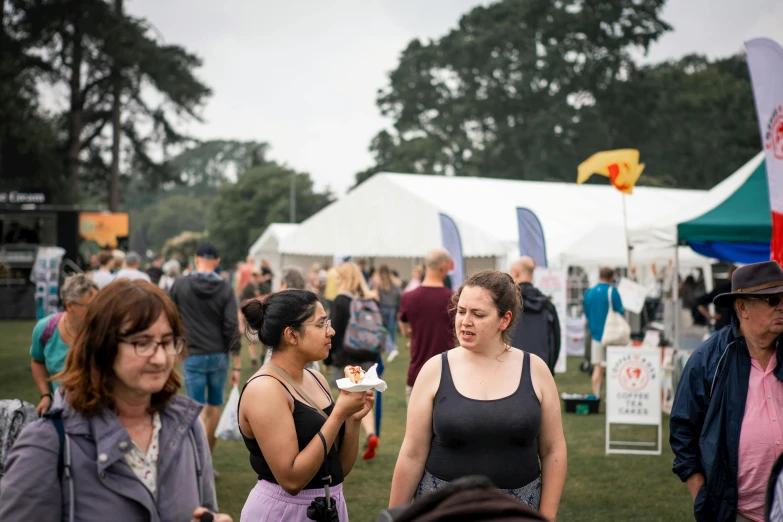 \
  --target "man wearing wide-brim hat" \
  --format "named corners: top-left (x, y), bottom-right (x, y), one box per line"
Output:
top-left (670, 261), bottom-right (783, 522)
